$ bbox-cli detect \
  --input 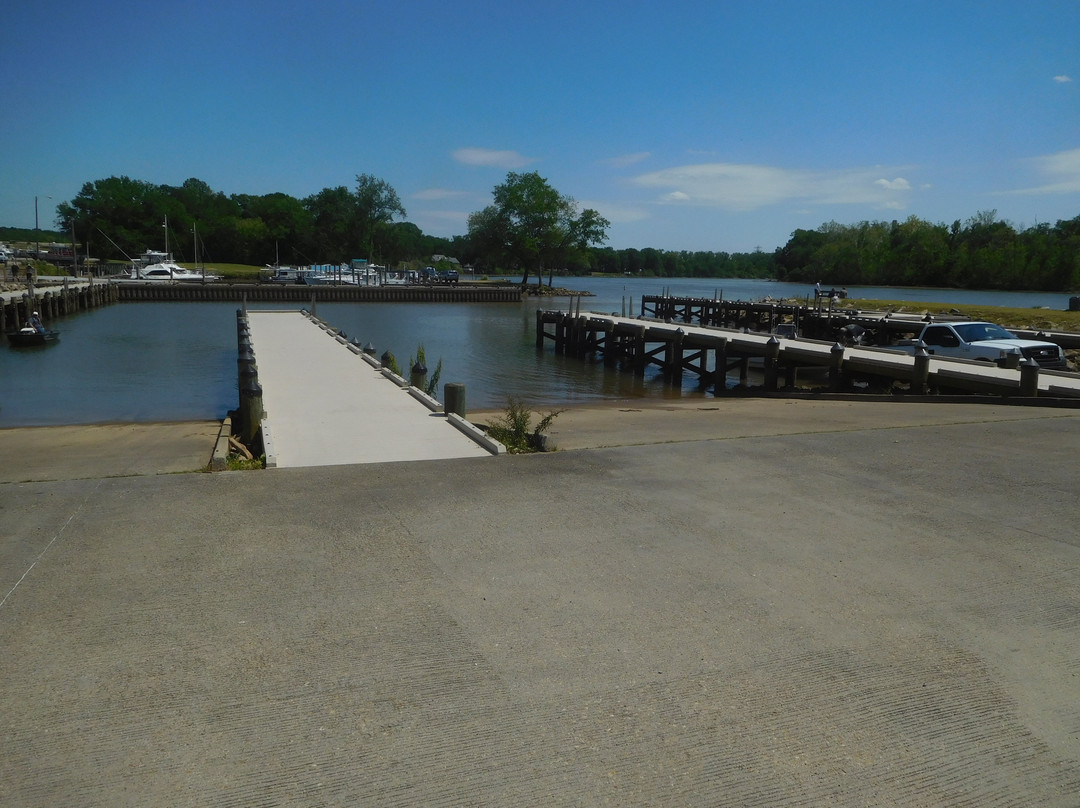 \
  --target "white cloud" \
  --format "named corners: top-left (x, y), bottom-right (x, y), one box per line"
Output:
top-left (875, 177), bottom-right (911, 191)
top-left (1053, 74), bottom-right (1073, 83)
top-left (452, 148), bottom-right (534, 169)
top-left (602, 151), bottom-right (651, 168)
top-left (413, 188), bottom-right (469, 201)
top-left (581, 199), bottom-right (650, 224)
top-left (1008, 146), bottom-right (1080, 195)
top-left (631, 162), bottom-right (914, 211)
